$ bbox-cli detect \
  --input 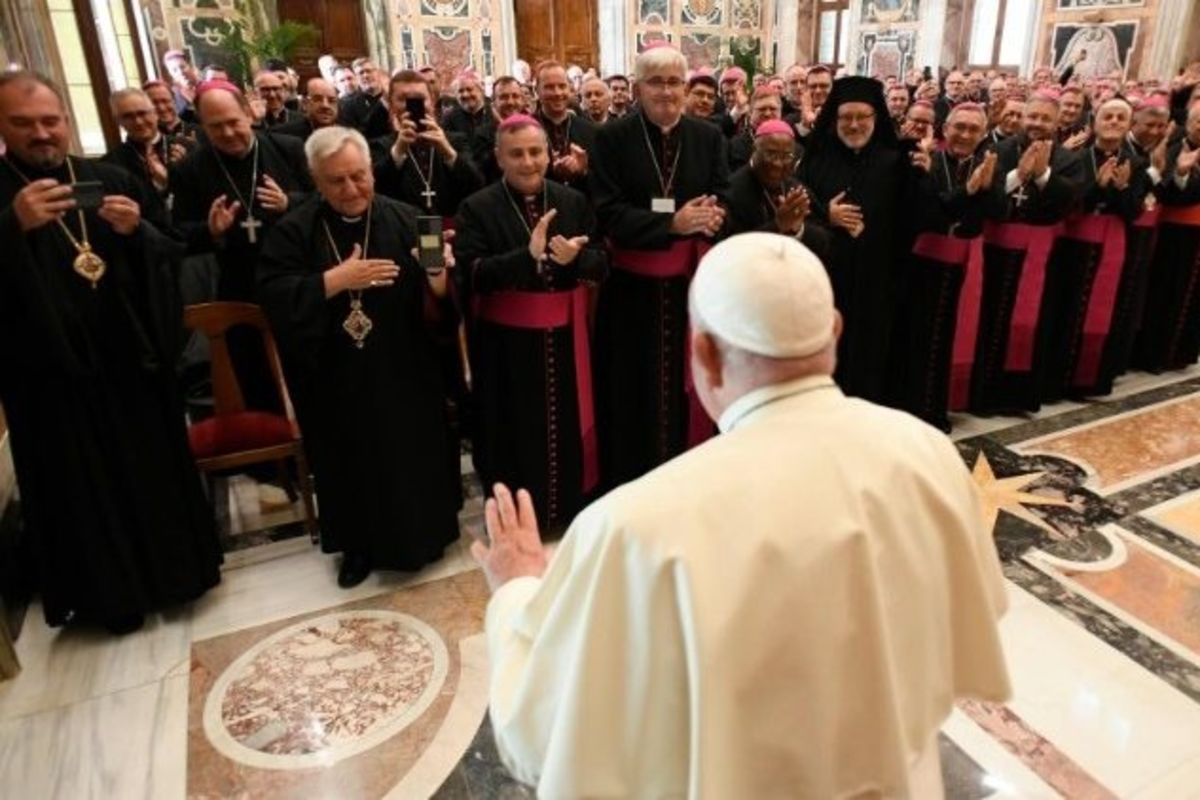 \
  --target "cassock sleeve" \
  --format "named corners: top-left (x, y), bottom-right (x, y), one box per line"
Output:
top-left (484, 503), bottom-right (693, 795)
top-left (1032, 148), bottom-right (1085, 217)
top-left (1158, 143), bottom-right (1200, 205)
top-left (256, 209), bottom-right (329, 373)
top-left (453, 194), bottom-right (541, 293)
top-left (271, 134), bottom-right (314, 206)
top-left (168, 154), bottom-right (219, 254)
